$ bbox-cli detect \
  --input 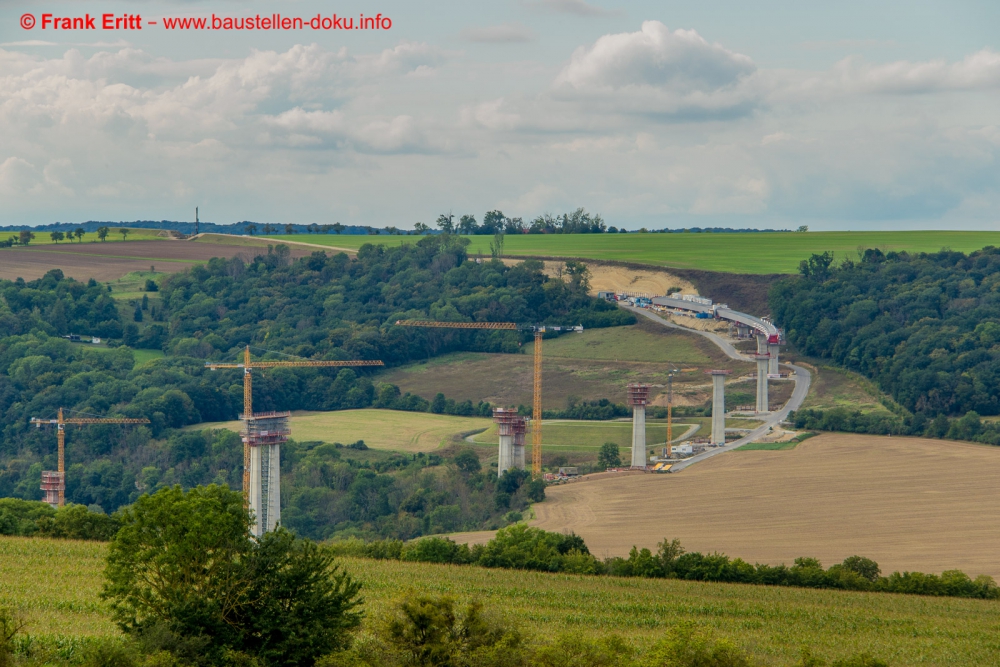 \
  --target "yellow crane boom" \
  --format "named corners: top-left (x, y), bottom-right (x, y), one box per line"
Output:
top-left (31, 408), bottom-right (151, 507)
top-left (206, 346), bottom-right (385, 505)
top-left (394, 320), bottom-right (582, 476)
